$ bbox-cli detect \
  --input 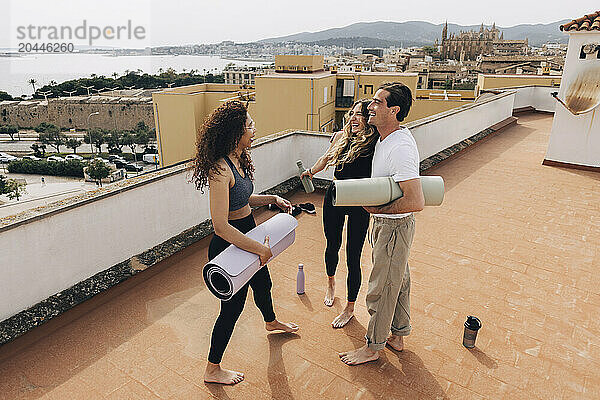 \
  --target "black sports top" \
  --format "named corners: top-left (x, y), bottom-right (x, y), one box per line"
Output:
top-left (224, 156), bottom-right (254, 211)
top-left (333, 141), bottom-right (376, 180)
